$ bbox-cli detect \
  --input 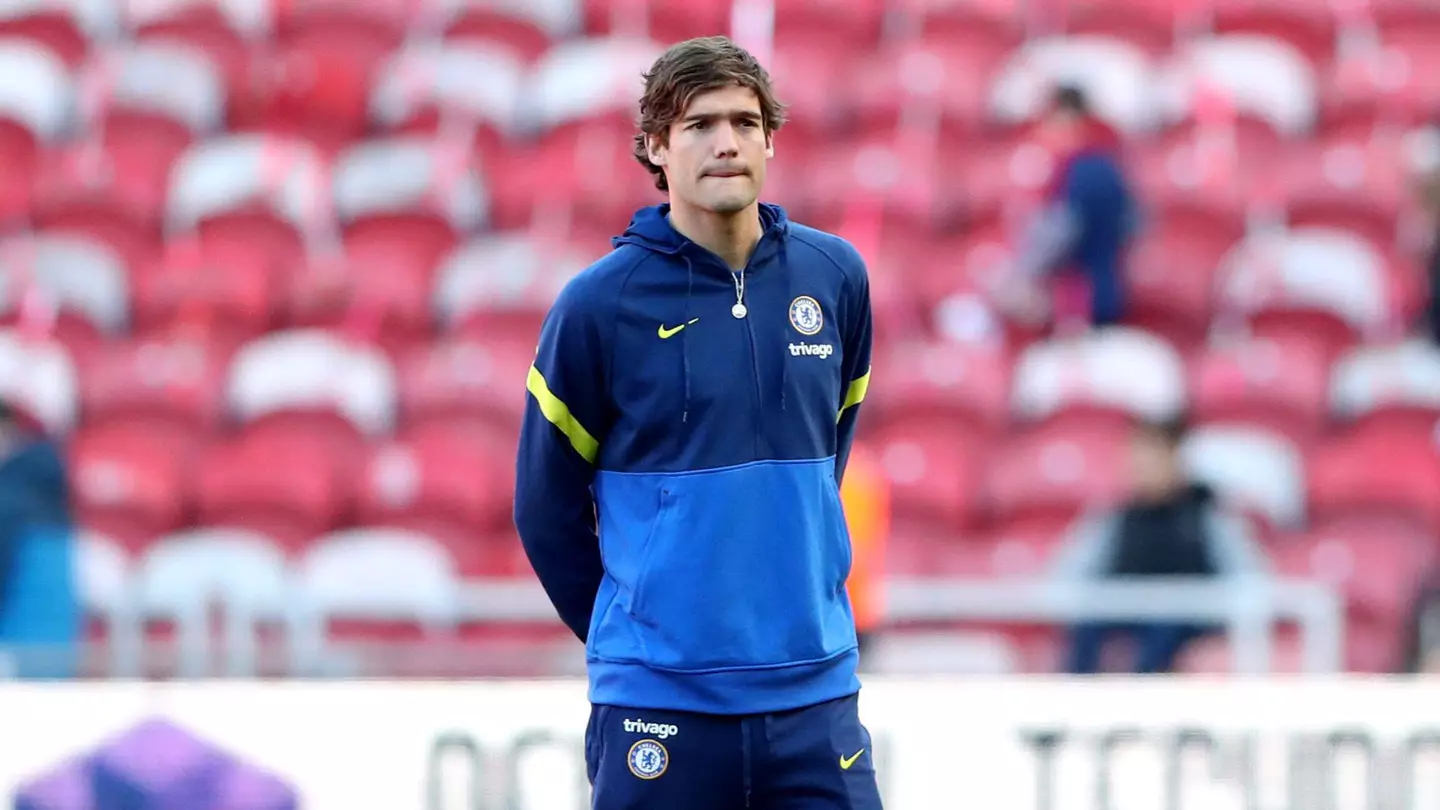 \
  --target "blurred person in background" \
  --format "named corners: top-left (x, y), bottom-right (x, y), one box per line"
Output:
top-left (841, 441), bottom-right (889, 664)
top-left (0, 399), bottom-right (79, 679)
top-left (1402, 566), bottom-right (1440, 673)
top-left (1412, 134), bottom-right (1440, 345)
top-left (1048, 418), bottom-right (1269, 674)
top-left (1009, 84), bottom-right (1138, 333)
